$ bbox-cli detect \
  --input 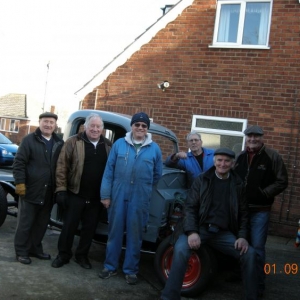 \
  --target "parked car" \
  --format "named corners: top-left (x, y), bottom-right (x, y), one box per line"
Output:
top-left (0, 109), bottom-right (215, 298)
top-left (0, 133), bottom-right (18, 166)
